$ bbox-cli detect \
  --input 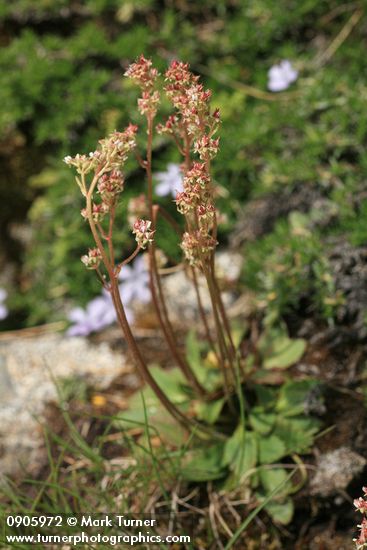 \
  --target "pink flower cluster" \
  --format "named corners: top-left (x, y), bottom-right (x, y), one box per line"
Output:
top-left (124, 55), bottom-right (160, 116)
top-left (181, 231), bottom-right (217, 266)
top-left (160, 60), bottom-right (220, 150)
top-left (157, 61), bottom-right (220, 266)
top-left (124, 55), bottom-right (159, 89)
top-left (124, 56), bottom-right (220, 268)
top-left (65, 121), bottom-right (156, 266)
top-left (66, 55), bottom-right (223, 342)
top-left (175, 160), bottom-right (218, 264)
top-left (64, 125), bottom-right (138, 175)
top-left (354, 487), bottom-right (367, 548)
top-left (175, 162), bottom-right (214, 221)
top-left (97, 170), bottom-right (125, 203)
top-left (97, 125), bottom-right (138, 170)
